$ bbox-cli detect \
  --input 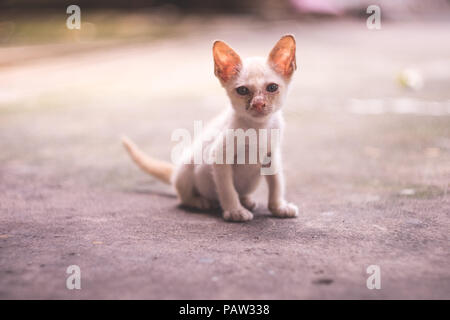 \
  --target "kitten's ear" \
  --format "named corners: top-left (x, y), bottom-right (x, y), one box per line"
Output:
top-left (213, 40), bottom-right (242, 83)
top-left (268, 35), bottom-right (297, 79)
